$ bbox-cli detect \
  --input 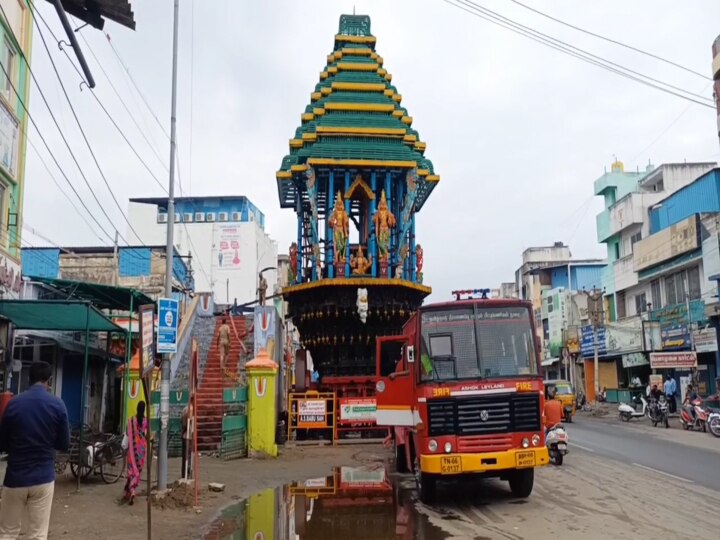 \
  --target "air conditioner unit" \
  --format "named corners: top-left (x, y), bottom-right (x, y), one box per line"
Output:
top-left (206, 212), bottom-right (216, 222)
top-left (248, 213), bottom-right (254, 222)
top-left (174, 213), bottom-right (181, 223)
top-left (157, 213), bottom-right (168, 223)
top-left (184, 213), bottom-right (193, 223)
top-left (218, 212), bottom-right (229, 222)
top-left (194, 212), bottom-right (205, 222)
top-left (231, 211), bottom-right (242, 222)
